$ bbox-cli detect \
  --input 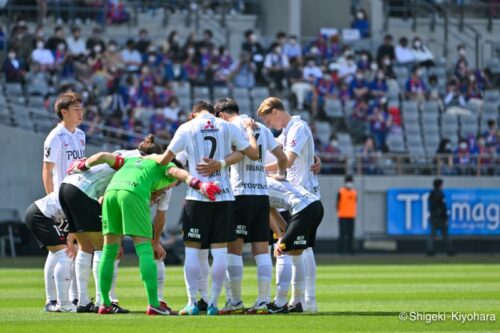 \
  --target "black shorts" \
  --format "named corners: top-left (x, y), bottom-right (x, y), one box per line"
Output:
top-left (24, 203), bottom-right (68, 248)
top-left (281, 201), bottom-right (324, 251)
top-left (59, 183), bottom-right (102, 233)
top-left (234, 195), bottom-right (270, 243)
top-left (269, 210), bottom-right (291, 245)
top-left (182, 200), bottom-right (235, 247)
